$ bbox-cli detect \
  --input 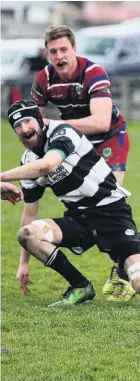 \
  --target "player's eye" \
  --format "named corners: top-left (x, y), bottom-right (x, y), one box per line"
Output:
top-left (50, 49), bottom-right (56, 54)
top-left (14, 123), bottom-right (21, 129)
top-left (61, 48), bottom-right (67, 52)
